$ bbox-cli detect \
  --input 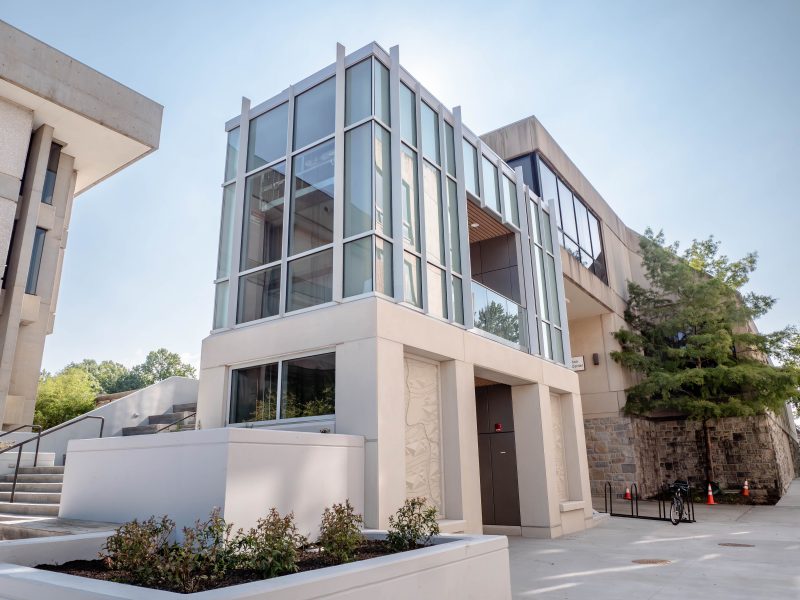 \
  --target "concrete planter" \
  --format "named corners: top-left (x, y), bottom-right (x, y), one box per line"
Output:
top-left (0, 531), bottom-right (510, 599)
